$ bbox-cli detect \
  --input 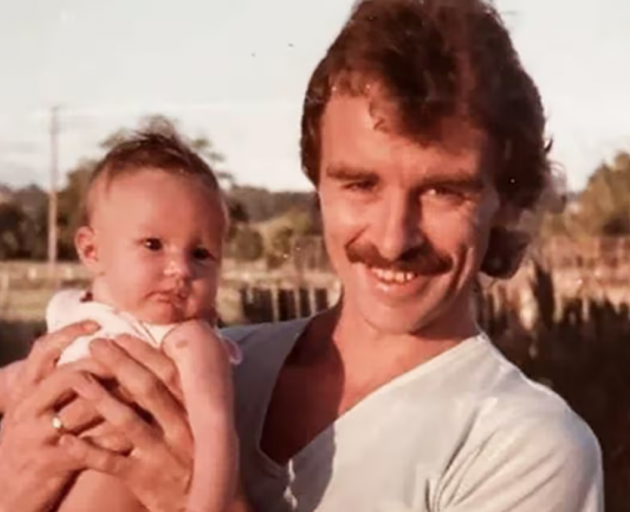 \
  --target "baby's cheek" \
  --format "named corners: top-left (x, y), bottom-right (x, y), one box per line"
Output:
top-left (193, 279), bottom-right (219, 316)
